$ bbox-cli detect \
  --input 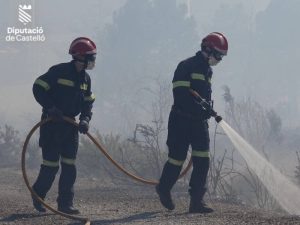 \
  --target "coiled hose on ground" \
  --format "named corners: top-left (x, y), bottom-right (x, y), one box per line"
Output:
top-left (21, 117), bottom-right (192, 224)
